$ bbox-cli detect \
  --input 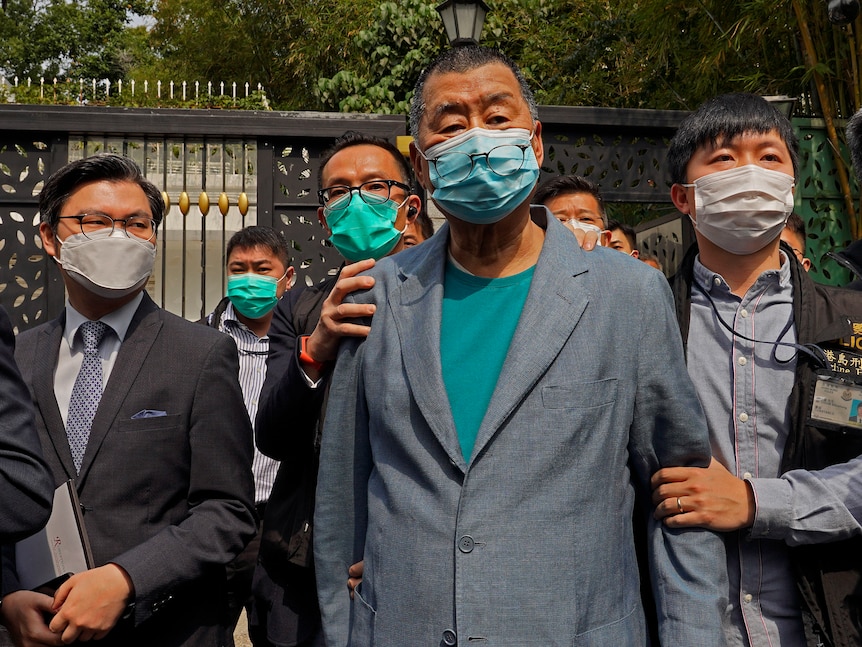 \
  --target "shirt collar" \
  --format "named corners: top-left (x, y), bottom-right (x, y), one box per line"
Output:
top-left (221, 300), bottom-right (241, 327)
top-left (221, 301), bottom-right (268, 341)
top-left (693, 250), bottom-right (792, 296)
top-left (64, 291), bottom-right (143, 348)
